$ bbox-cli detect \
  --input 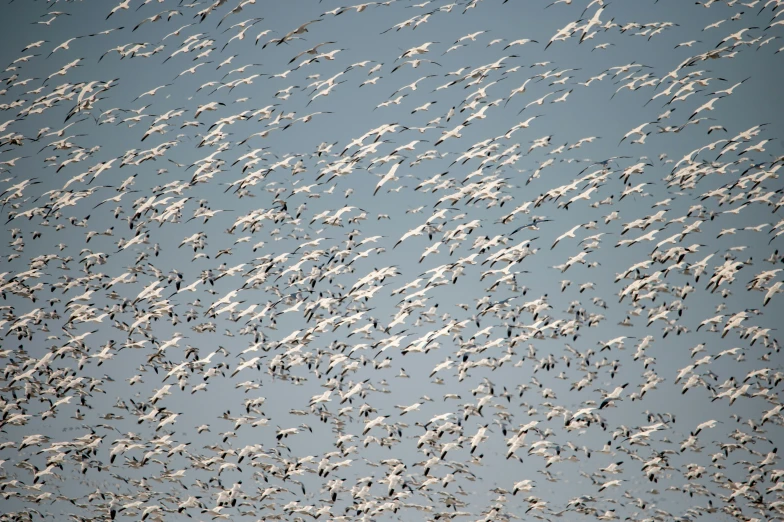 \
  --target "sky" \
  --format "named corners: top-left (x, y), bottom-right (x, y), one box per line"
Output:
top-left (0, 0), bottom-right (783, 521)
